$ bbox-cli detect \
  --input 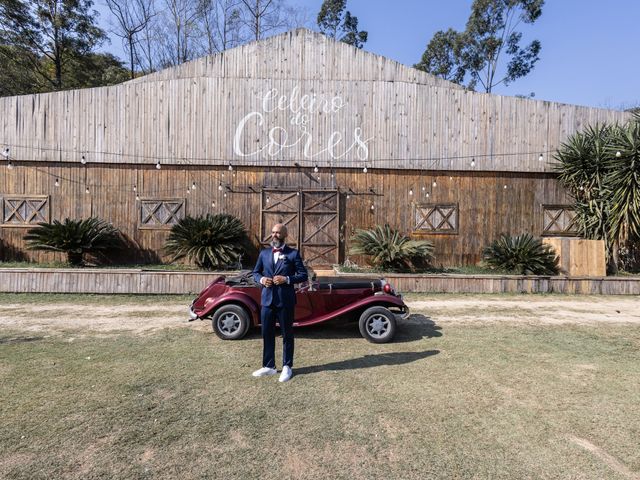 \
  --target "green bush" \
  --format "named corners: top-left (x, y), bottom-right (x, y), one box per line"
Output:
top-left (349, 224), bottom-right (434, 271)
top-left (164, 214), bottom-right (247, 270)
top-left (482, 233), bottom-right (559, 275)
top-left (24, 218), bottom-right (122, 266)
